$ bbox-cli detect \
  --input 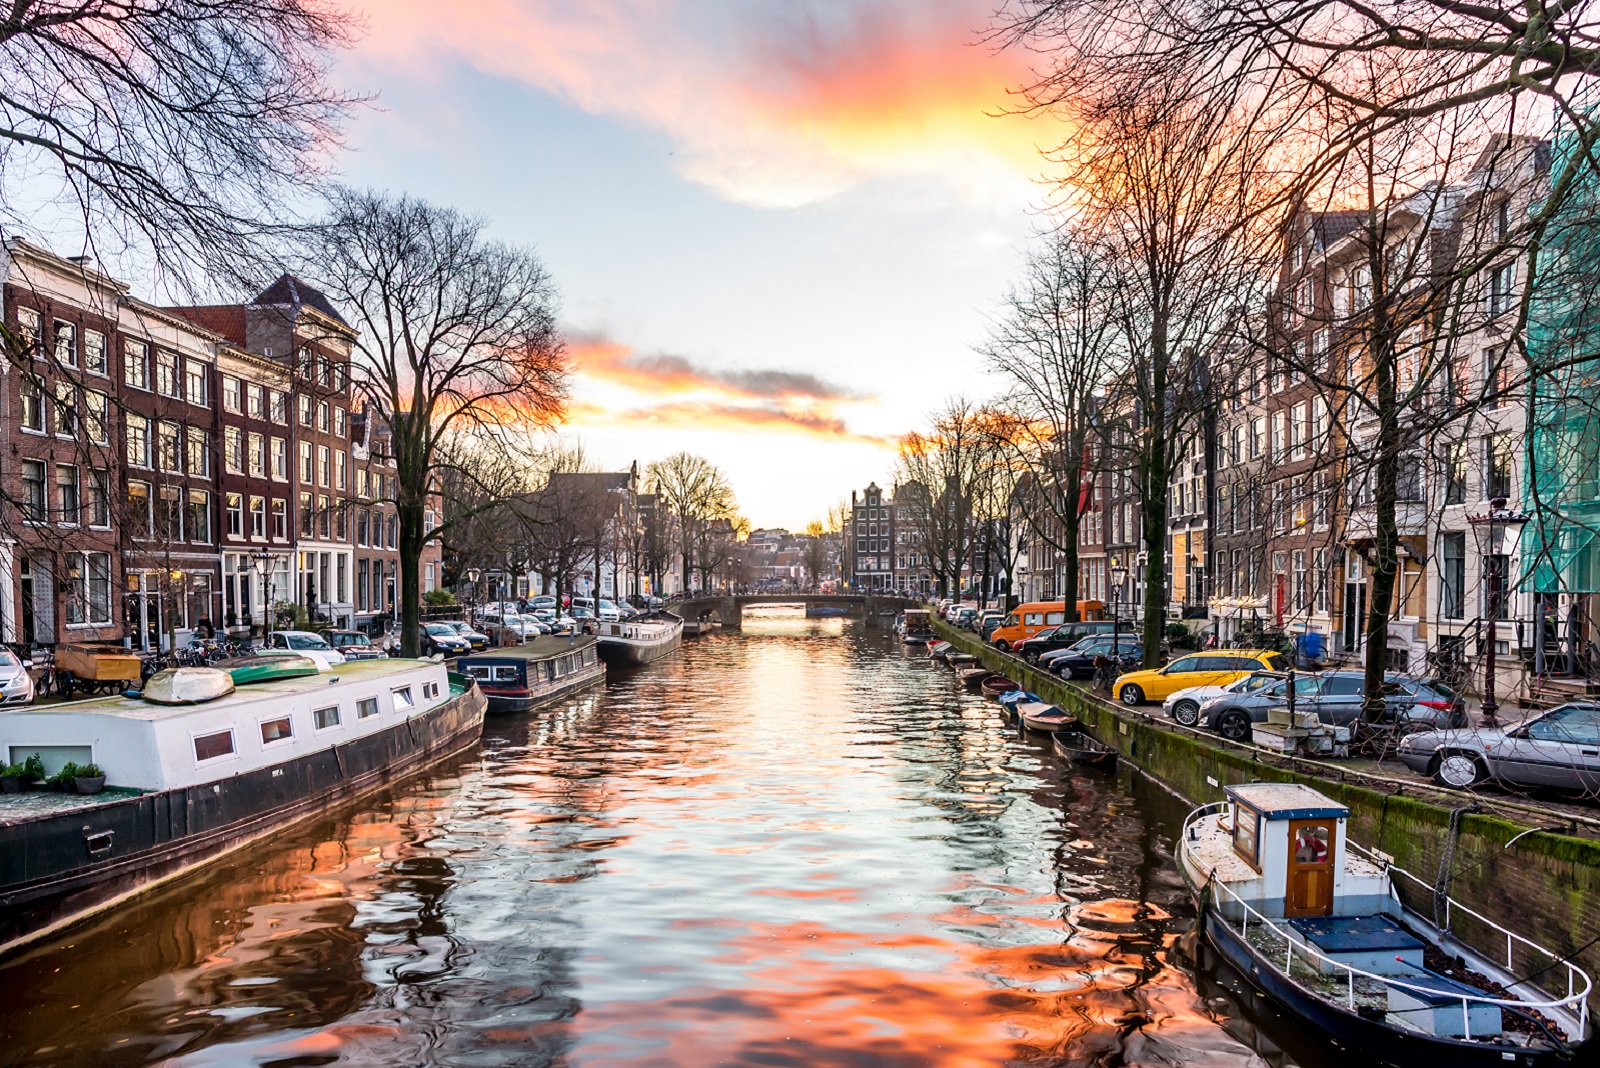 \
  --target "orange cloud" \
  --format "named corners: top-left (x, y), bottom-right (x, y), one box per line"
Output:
top-left (566, 398), bottom-right (892, 446)
top-left (569, 332), bottom-right (868, 403)
top-left (359, 0), bottom-right (1058, 205)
